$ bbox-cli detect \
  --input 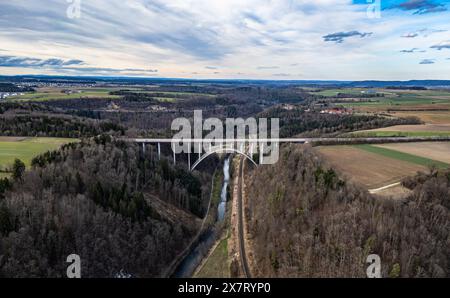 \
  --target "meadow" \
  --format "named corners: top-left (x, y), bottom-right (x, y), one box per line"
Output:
top-left (347, 124), bottom-right (450, 138)
top-left (0, 137), bottom-right (78, 174)
top-left (7, 88), bottom-right (121, 102)
top-left (313, 88), bottom-right (450, 113)
top-left (194, 236), bottom-right (230, 278)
